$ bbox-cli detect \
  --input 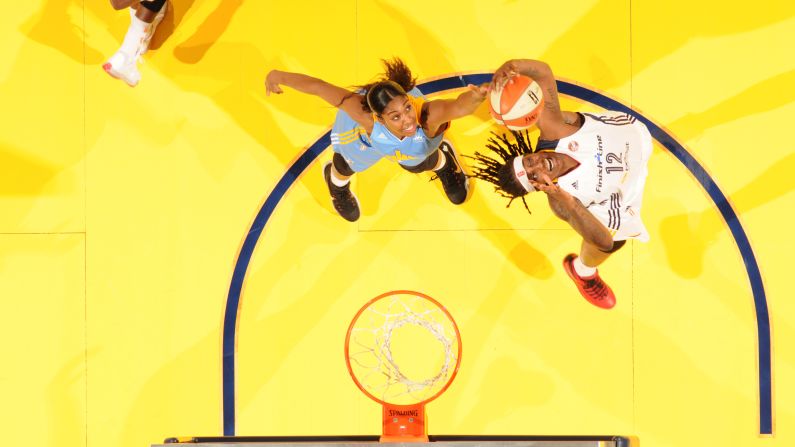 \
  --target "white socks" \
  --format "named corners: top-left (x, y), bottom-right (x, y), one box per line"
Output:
top-left (120, 8), bottom-right (148, 55)
top-left (330, 167), bottom-right (350, 187)
top-left (573, 256), bottom-right (597, 277)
